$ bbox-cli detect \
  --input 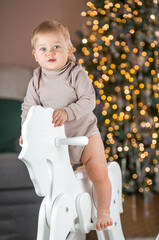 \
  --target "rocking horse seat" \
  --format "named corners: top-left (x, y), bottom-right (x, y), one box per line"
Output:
top-left (74, 167), bottom-right (87, 180)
